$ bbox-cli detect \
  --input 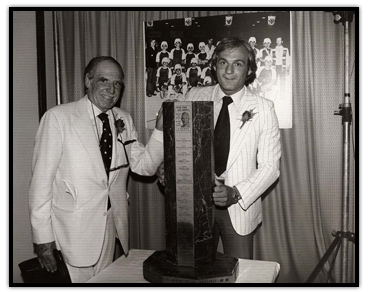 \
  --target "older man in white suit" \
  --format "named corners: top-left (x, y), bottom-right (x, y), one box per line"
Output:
top-left (29, 56), bottom-right (163, 283)
top-left (158, 37), bottom-right (281, 259)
